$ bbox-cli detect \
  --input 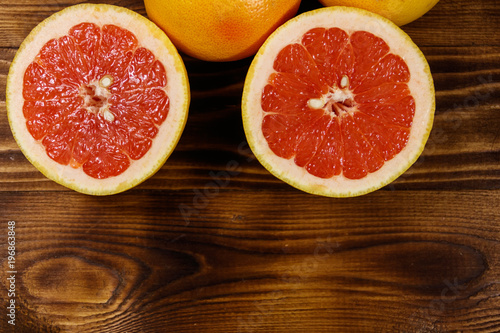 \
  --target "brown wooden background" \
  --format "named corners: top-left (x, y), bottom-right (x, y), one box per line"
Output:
top-left (1, 0), bottom-right (499, 332)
